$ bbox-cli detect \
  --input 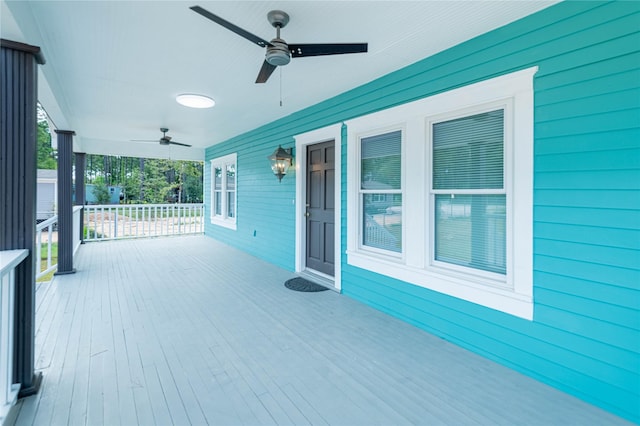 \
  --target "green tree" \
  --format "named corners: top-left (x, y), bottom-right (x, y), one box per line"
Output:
top-left (179, 160), bottom-right (203, 203)
top-left (37, 118), bottom-right (57, 169)
top-left (84, 154), bottom-right (203, 204)
top-left (122, 167), bottom-right (141, 204)
top-left (91, 178), bottom-right (111, 204)
top-left (142, 159), bottom-right (174, 203)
